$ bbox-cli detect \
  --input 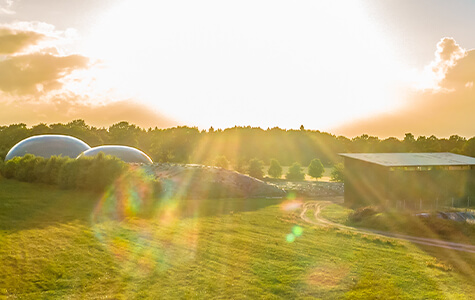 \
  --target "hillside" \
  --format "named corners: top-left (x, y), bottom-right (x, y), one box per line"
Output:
top-left (147, 163), bottom-right (286, 199)
top-left (1, 178), bottom-right (475, 298)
